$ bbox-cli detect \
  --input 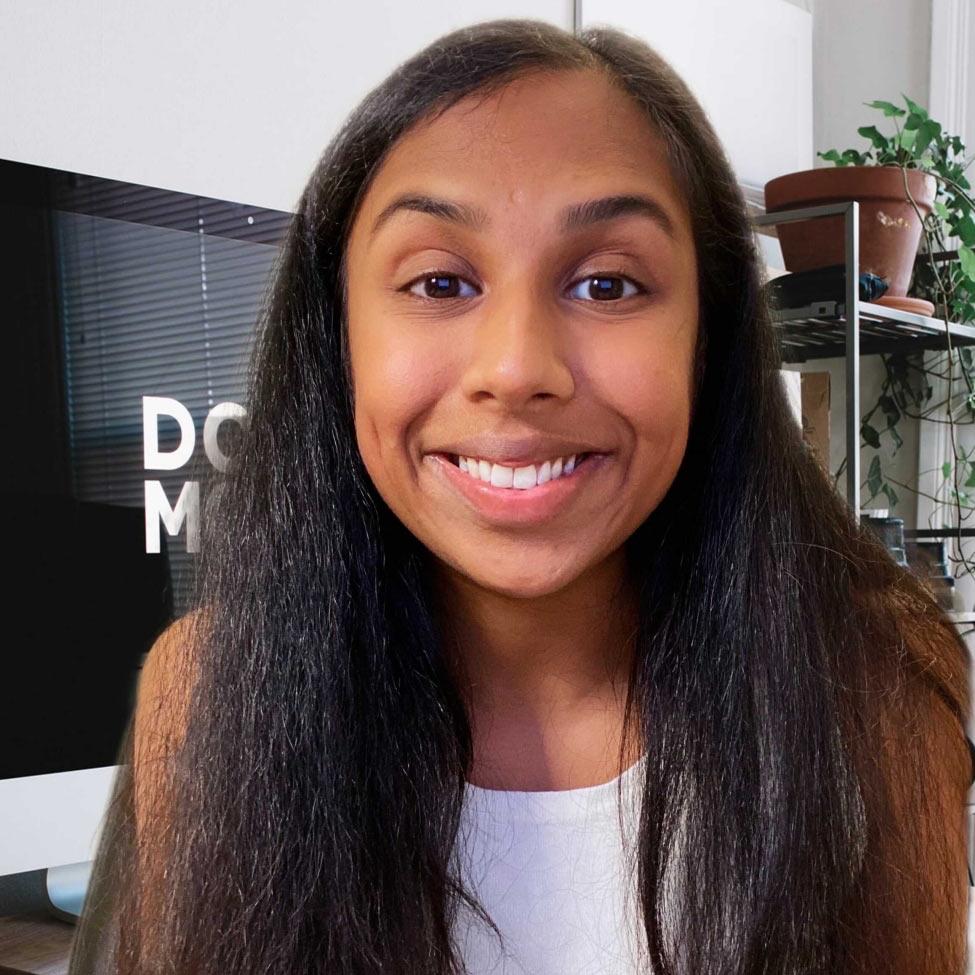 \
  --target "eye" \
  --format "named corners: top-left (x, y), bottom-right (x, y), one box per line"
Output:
top-left (567, 272), bottom-right (647, 302)
top-left (404, 272), bottom-right (479, 302)
top-left (400, 269), bottom-right (650, 304)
